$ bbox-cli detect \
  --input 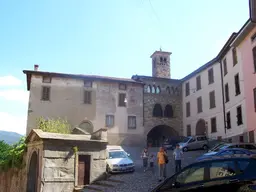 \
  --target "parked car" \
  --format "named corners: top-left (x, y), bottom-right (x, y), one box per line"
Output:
top-left (163, 136), bottom-right (186, 150)
top-left (205, 143), bottom-right (256, 156)
top-left (207, 142), bottom-right (227, 152)
top-left (178, 135), bottom-right (209, 152)
top-left (106, 145), bottom-right (134, 173)
top-left (196, 148), bottom-right (256, 161)
top-left (149, 155), bottom-right (256, 192)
